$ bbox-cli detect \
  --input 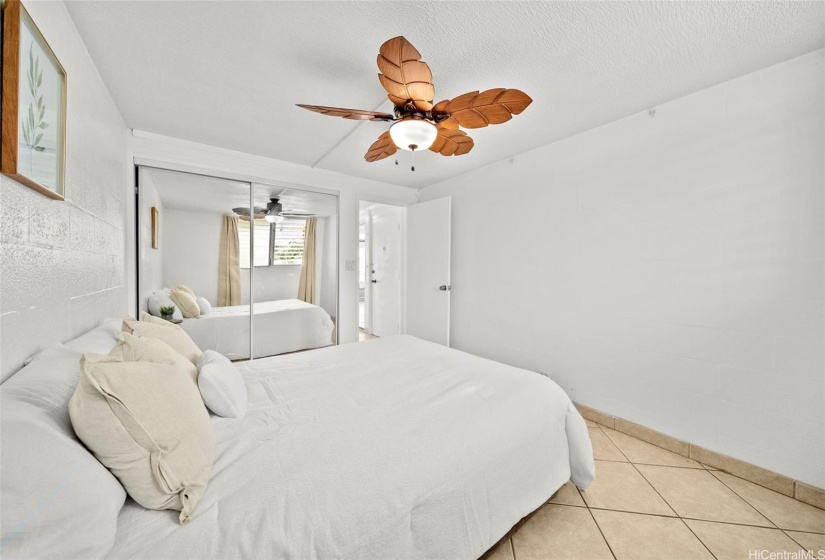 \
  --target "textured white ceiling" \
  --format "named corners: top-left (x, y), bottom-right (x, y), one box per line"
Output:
top-left (66, 1), bottom-right (824, 189)
top-left (146, 167), bottom-right (337, 216)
